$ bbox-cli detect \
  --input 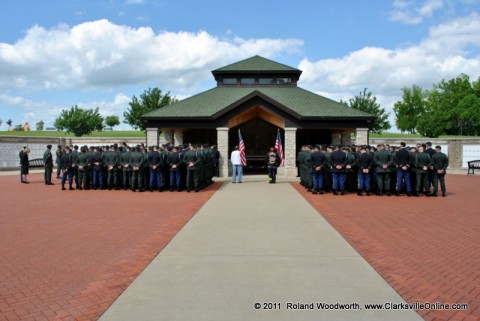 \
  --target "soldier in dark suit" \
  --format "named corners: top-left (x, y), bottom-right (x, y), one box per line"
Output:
top-left (59, 146), bottom-right (74, 190)
top-left (167, 146), bottom-right (182, 191)
top-left (357, 146), bottom-right (373, 196)
top-left (413, 145), bottom-right (432, 196)
top-left (43, 144), bottom-right (54, 185)
top-left (130, 145), bottom-right (145, 192)
top-left (75, 147), bottom-right (90, 190)
top-left (104, 145), bottom-right (120, 190)
top-left (374, 144), bottom-right (393, 196)
top-left (183, 145), bottom-right (200, 192)
top-left (310, 145), bottom-right (326, 194)
top-left (330, 145), bottom-right (348, 195)
top-left (430, 146), bottom-right (449, 197)
top-left (91, 147), bottom-right (104, 190)
top-left (394, 142), bottom-right (413, 196)
top-left (19, 147), bottom-right (30, 184)
top-left (211, 145), bottom-right (220, 177)
top-left (55, 144), bottom-right (62, 179)
top-left (147, 146), bottom-right (164, 192)
top-left (70, 145), bottom-right (79, 189)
